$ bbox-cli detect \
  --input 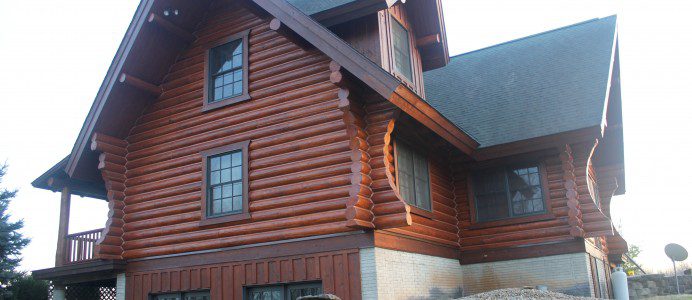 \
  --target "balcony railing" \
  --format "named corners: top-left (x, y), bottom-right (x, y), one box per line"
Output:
top-left (63, 228), bottom-right (103, 264)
